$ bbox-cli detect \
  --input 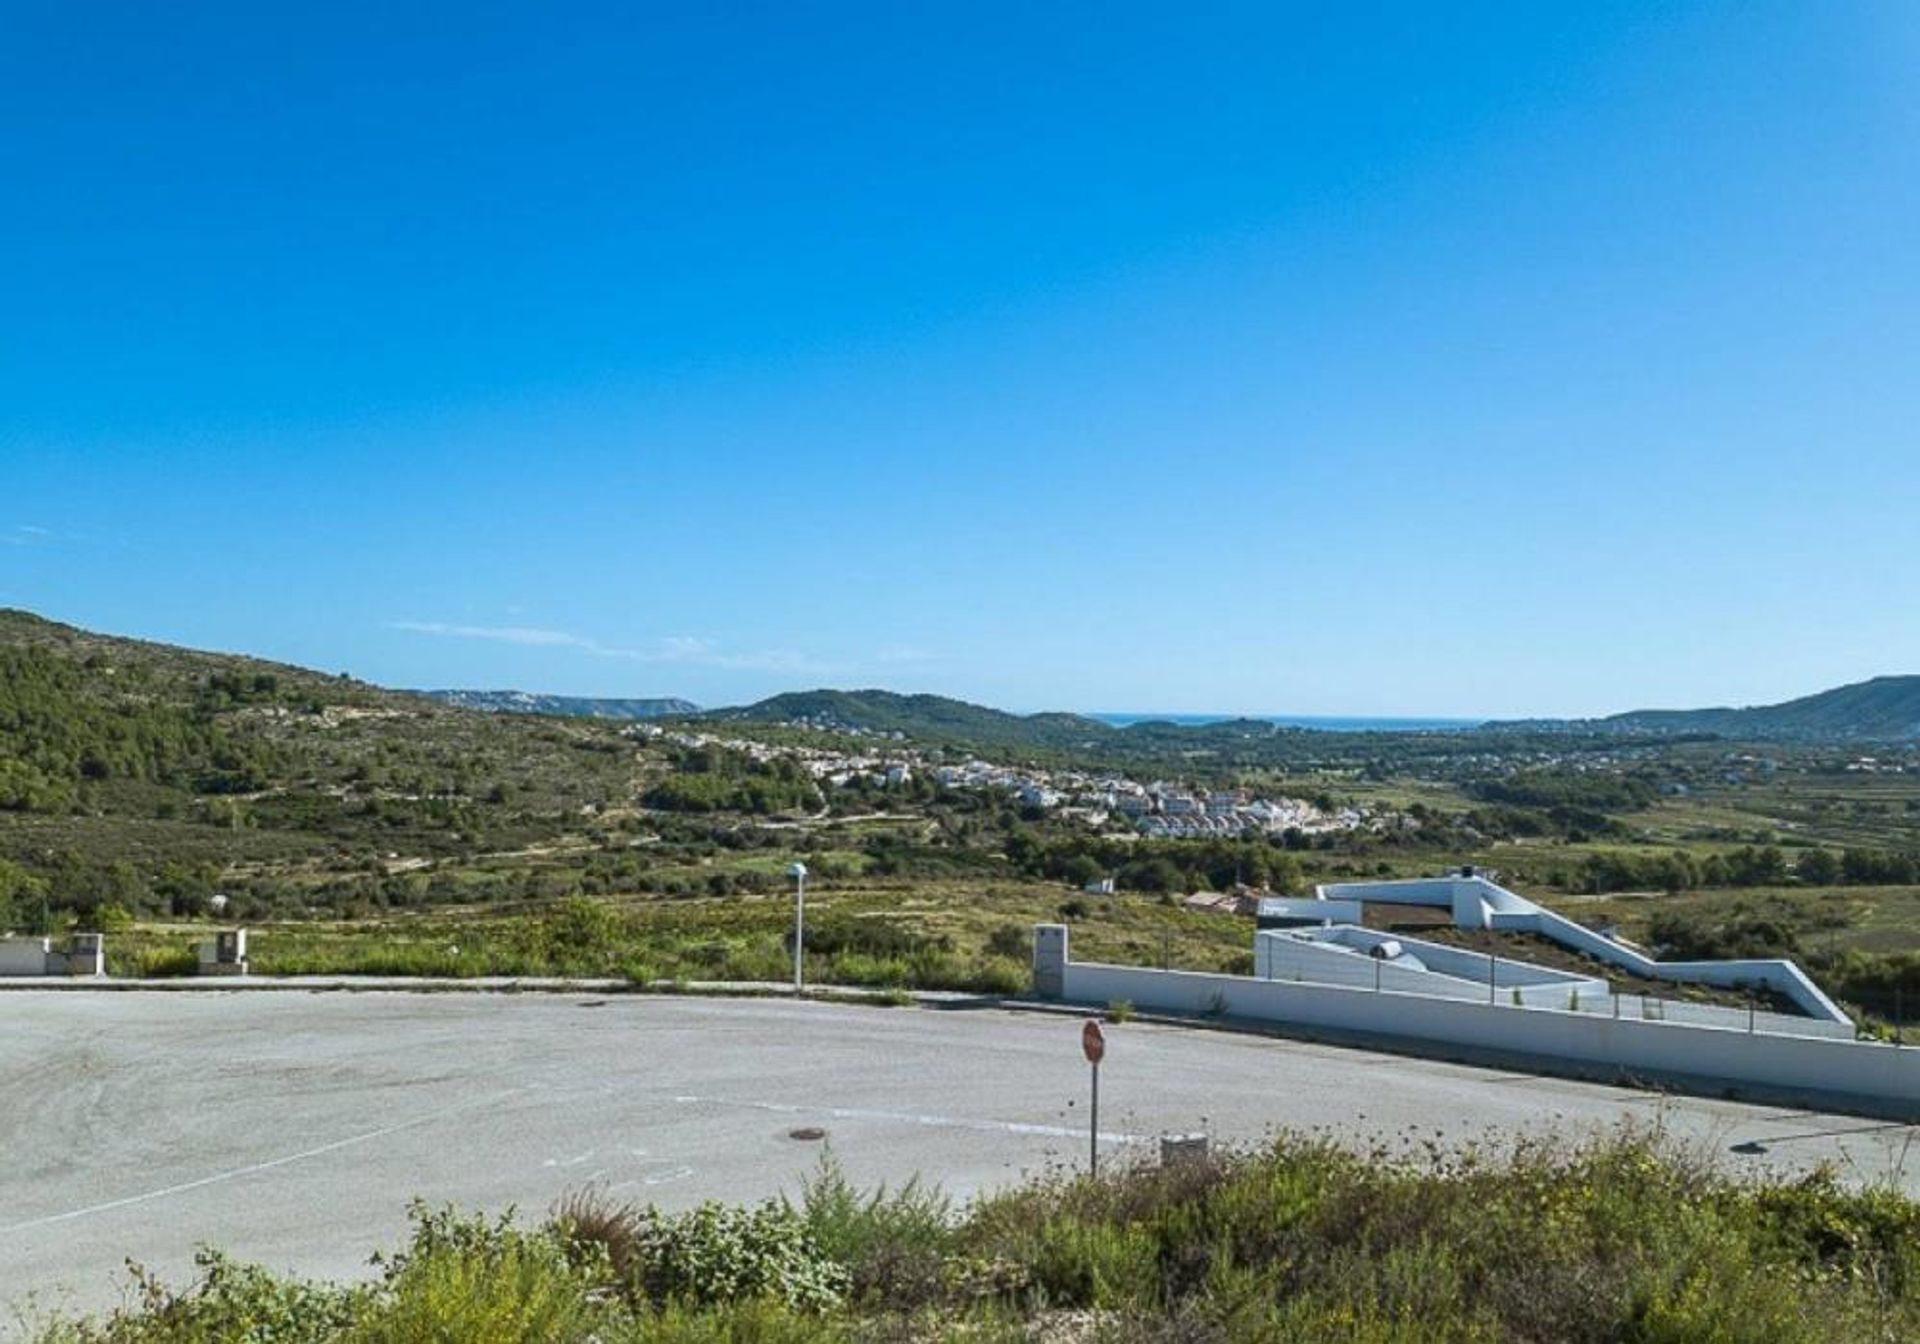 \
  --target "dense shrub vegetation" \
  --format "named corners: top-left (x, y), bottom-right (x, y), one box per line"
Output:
top-left (30, 1129), bottom-right (1920, 1342)
top-left (644, 745), bottom-right (822, 815)
top-left (0, 647), bottom-right (284, 812)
